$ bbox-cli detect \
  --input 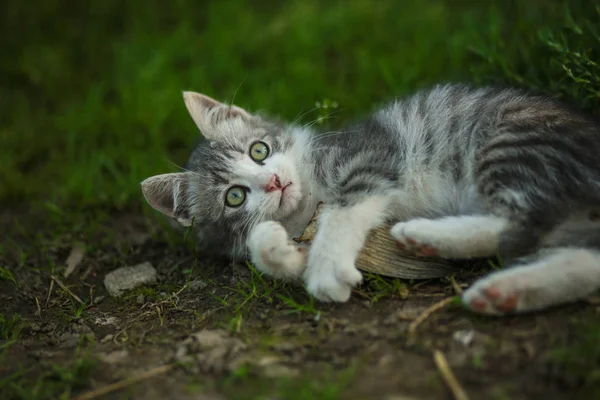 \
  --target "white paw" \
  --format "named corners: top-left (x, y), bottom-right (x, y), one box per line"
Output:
top-left (464, 248), bottom-right (600, 316)
top-left (303, 249), bottom-right (363, 302)
top-left (462, 268), bottom-right (533, 316)
top-left (247, 221), bottom-right (305, 280)
top-left (390, 219), bottom-right (448, 257)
